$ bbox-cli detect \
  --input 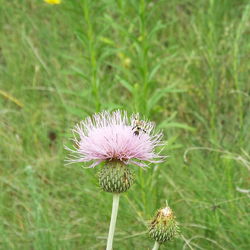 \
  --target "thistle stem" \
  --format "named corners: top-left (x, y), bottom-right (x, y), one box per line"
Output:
top-left (152, 241), bottom-right (160, 250)
top-left (106, 194), bottom-right (120, 250)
